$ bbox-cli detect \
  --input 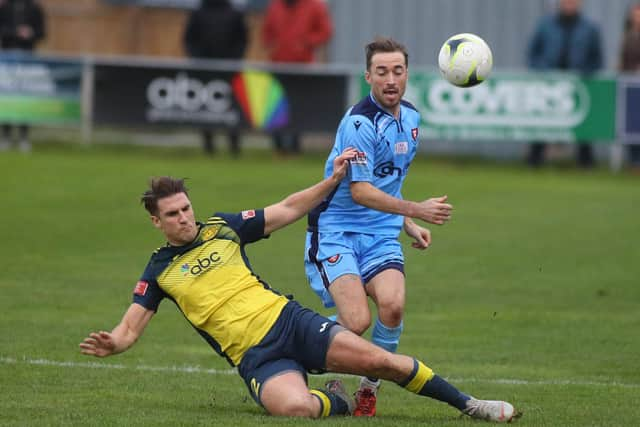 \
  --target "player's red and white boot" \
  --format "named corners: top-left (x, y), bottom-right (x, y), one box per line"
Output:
top-left (353, 378), bottom-right (380, 417)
